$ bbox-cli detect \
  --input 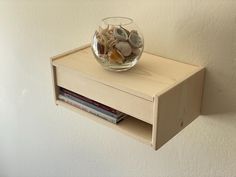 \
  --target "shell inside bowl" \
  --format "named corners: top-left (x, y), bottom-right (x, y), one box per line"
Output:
top-left (92, 21), bottom-right (144, 71)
